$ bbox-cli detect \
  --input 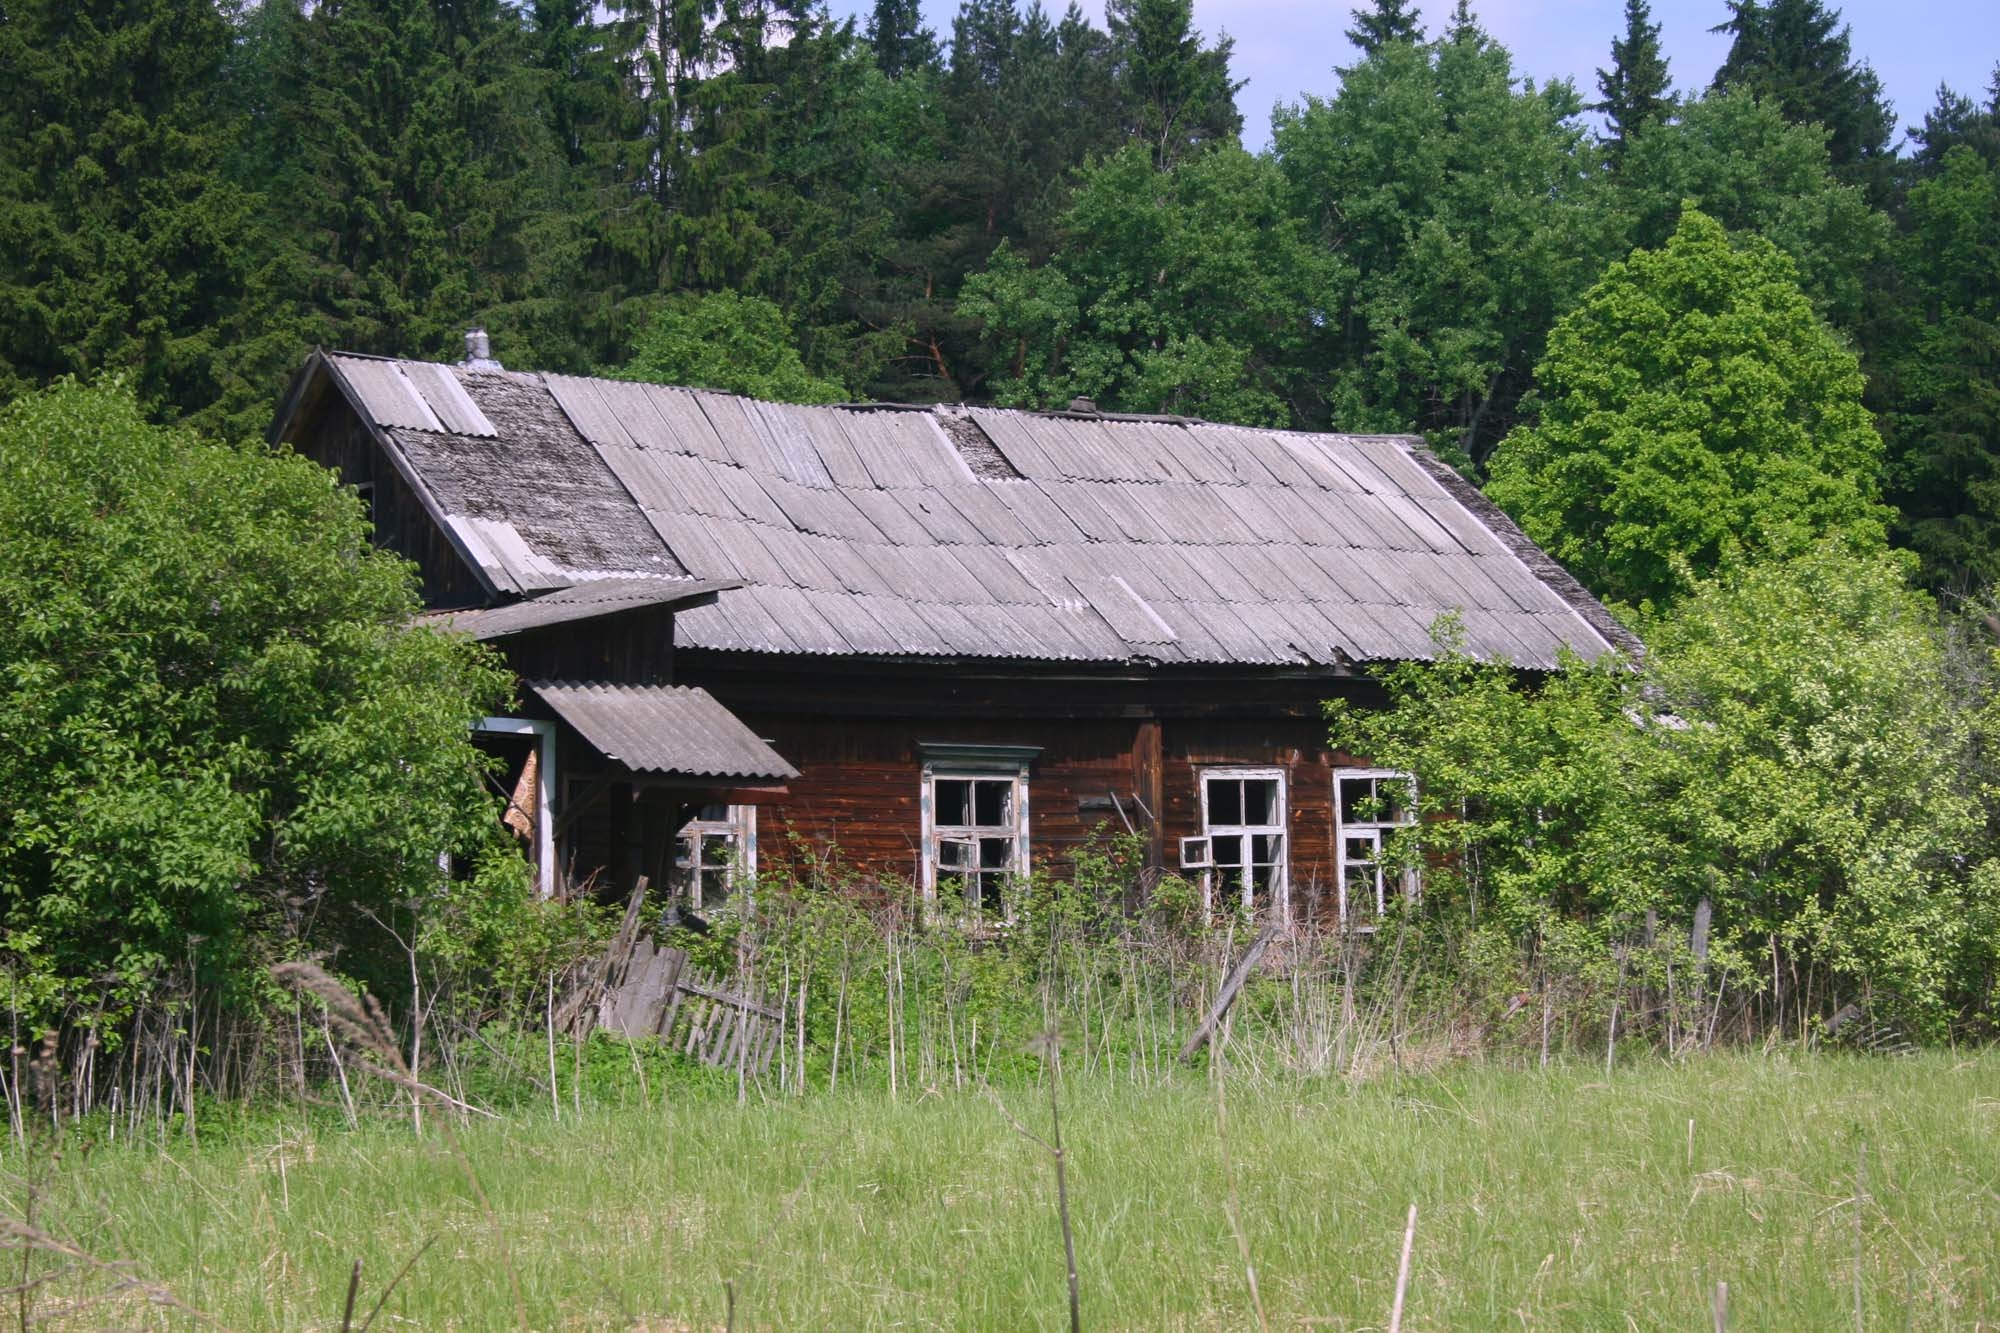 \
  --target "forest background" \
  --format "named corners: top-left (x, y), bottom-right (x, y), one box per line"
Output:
top-left (2, 0), bottom-right (1995, 593)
